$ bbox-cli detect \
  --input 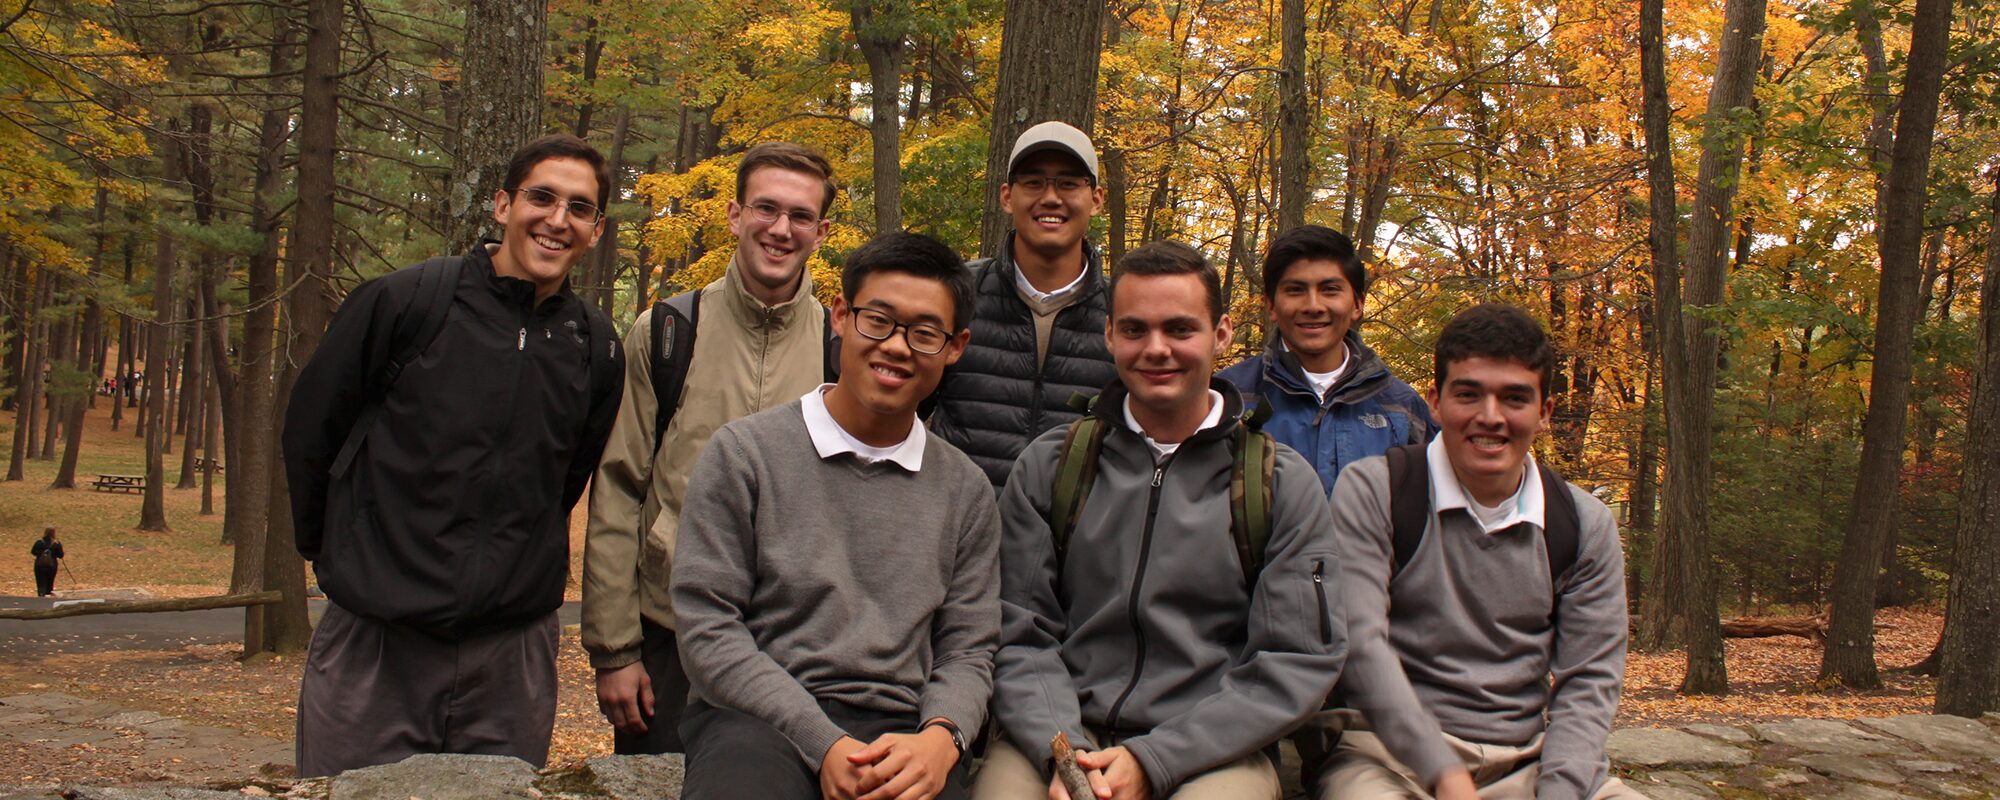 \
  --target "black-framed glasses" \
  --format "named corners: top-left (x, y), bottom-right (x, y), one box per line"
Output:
top-left (514, 186), bottom-right (603, 225)
top-left (1009, 174), bottom-right (1092, 195)
top-left (851, 307), bottom-right (952, 355)
top-left (745, 201), bottom-right (822, 231)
